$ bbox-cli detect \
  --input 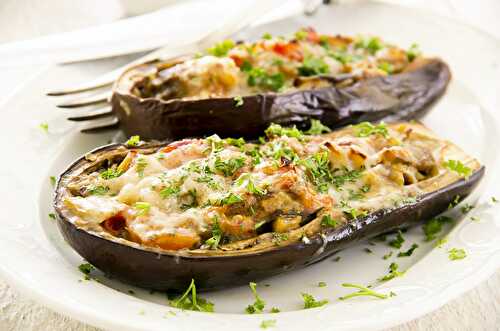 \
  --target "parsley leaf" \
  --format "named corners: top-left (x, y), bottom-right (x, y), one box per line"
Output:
top-left (50, 176), bottom-right (56, 186)
top-left (443, 160), bottom-right (471, 178)
top-left (126, 135), bottom-right (141, 146)
top-left (318, 281), bottom-right (327, 287)
top-left (169, 279), bottom-right (214, 312)
top-left (339, 283), bottom-right (394, 300)
top-left (298, 57), bottom-right (329, 76)
top-left (78, 263), bottom-right (94, 280)
top-left (39, 122), bottom-right (49, 133)
top-left (448, 248), bottom-right (466, 261)
top-left (135, 157), bottom-right (148, 178)
top-left (321, 215), bottom-right (337, 228)
top-left (214, 157), bottom-right (246, 177)
top-left (460, 204), bottom-right (474, 214)
top-left (301, 293), bottom-right (328, 309)
top-left (219, 193), bottom-right (243, 205)
top-left (88, 185), bottom-right (109, 196)
top-left (246, 67), bottom-right (285, 92)
top-left (397, 243), bottom-right (418, 257)
top-left (406, 43), bottom-right (421, 62)
top-left (388, 230), bottom-right (405, 249)
top-left (134, 202), bottom-right (151, 216)
top-left (246, 282), bottom-right (266, 314)
top-left (378, 262), bottom-right (405, 282)
top-left (234, 96), bottom-right (244, 107)
top-left (100, 168), bottom-right (122, 180)
top-left (265, 123), bottom-right (304, 139)
top-left (305, 119), bottom-right (331, 135)
top-left (160, 184), bottom-right (180, 198)
top-left (378, 62), bottom-right (394, 74)
top-left (352, 122), bottom-right (389, 138)
top-left (205, 217), bottom-right (223, 249)
top-left (422, 216), bottom-right (453, 241)
top-left (260, 320), bottom-right (276, 329)
top-left (207, 39), bottom-right (235, 57)
top-left (300, 151), bottom-right (333, 193)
